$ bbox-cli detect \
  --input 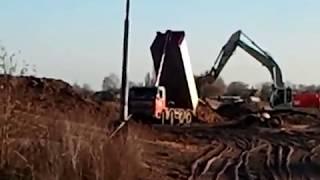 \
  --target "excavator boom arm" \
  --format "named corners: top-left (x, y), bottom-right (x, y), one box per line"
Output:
top-left (210, 30), bottom-right (285, 89)
top-left (210, 31), bottom-right (240, 79)
top-left (237, 41), bottom-right (284, 88)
